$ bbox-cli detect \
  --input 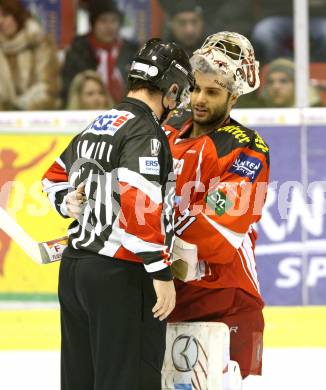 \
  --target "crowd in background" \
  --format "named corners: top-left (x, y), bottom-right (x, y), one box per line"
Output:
top-left (0, 0), bottom-right (325, 111)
